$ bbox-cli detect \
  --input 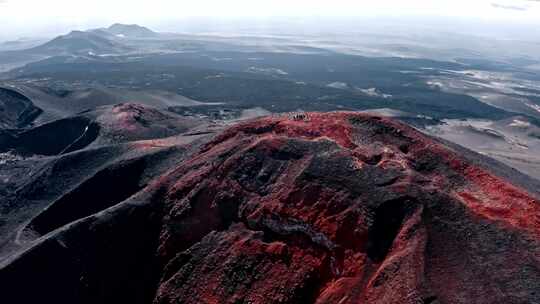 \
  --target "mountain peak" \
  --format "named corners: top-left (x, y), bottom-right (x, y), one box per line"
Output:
top-left (31, 29), bottom-right (125, 55)
top-left (106, 23), bottom-right (157, 38)
top-left (108, 23), bottom-right (143, 29)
